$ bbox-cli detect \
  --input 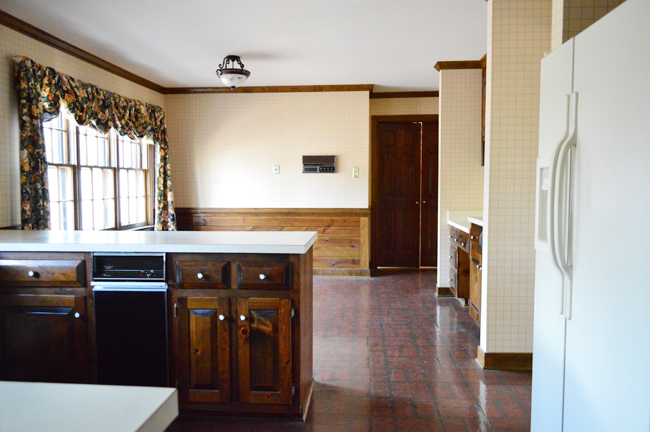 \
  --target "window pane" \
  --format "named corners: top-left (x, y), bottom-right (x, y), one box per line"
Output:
top-left (137, 197), bottom-right (145, 223)
top-left (104, 170), bottom-right (114, 198)
top-left (93, 168), bottom-right (103, 199)
top-left (50, 202), bottom-right (60, 231)
top-left (81, 200), bottom-right (93, 230)
top-left (63, 202), bottom-right (75, 231)
top-left (105, 199), bottom-right (115, 229)
top-left (119, 170), bottom-right (128, 197)
top-left (133, 143), bottom-right (140, 169)
top-left (94, 200), bottom-right (104, 230)
top-left (118, 140), bottom-right (124, 168)
top-left (48, 167), bottom-right (59, 202)
top-left (80, 168), bottom-right (93, 200)
top-left (44, 129), bottom-right (53, 163)
top-left (60, 166), bottom-right (73, 201)
top-left (124, 141), bottom-right (132, 168)
top-left (79, 133), bottom-right (87, 165)
top-left (120, 198), bottom-right (129, 225)
top-left (129, 197), bottom-right (137, 224)
top-left (128, 170), bottom-right (136, 197)
top-left (87, 133), bottom-right (98, 166)
top-left (137, 171), bottom-right (145, 196)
